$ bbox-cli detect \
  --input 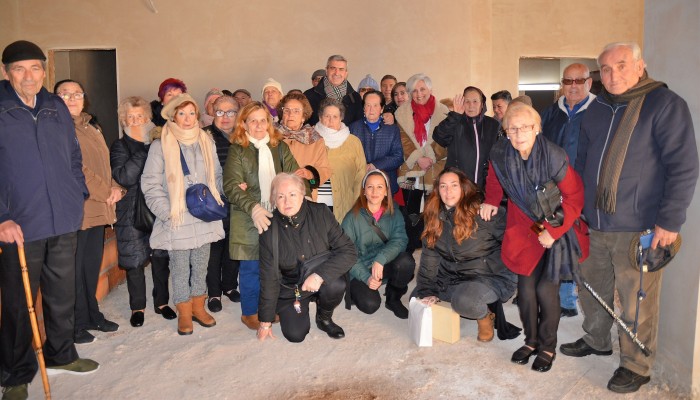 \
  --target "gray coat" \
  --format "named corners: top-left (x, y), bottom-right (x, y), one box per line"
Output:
top-left (141, 139), bottom-right (224, 250)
